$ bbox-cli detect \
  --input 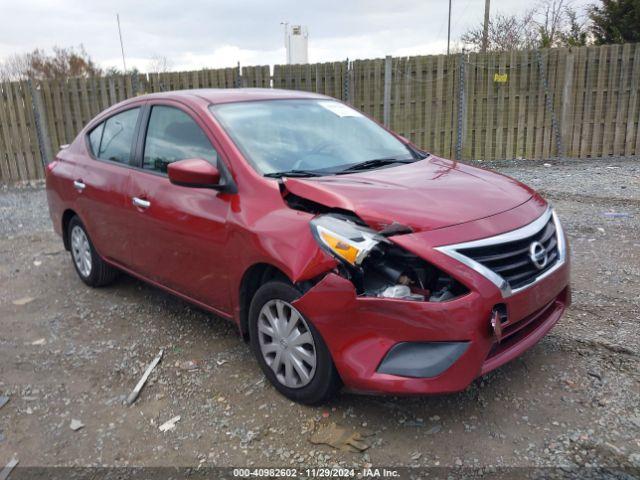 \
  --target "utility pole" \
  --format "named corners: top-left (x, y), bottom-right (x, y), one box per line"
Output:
top-left (116, 13), bottom-right (127, 72)
top-left (447, 0), bottom-right (452, 55)
top-left (482, 0), bottom-right (490, 52)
